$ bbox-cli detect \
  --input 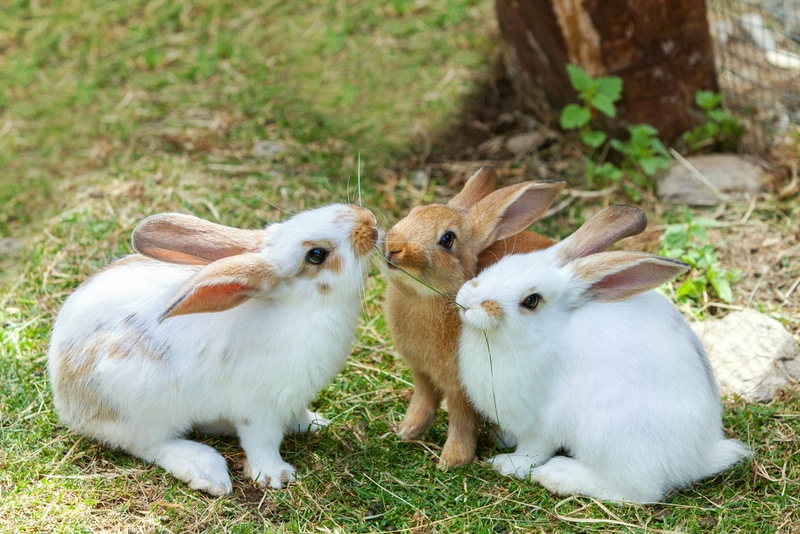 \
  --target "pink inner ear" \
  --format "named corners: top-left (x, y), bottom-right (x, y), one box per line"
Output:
top-left (154, 250), bottom-right (213, 265)
top-left (164, 282), bottom-right (250, 318)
